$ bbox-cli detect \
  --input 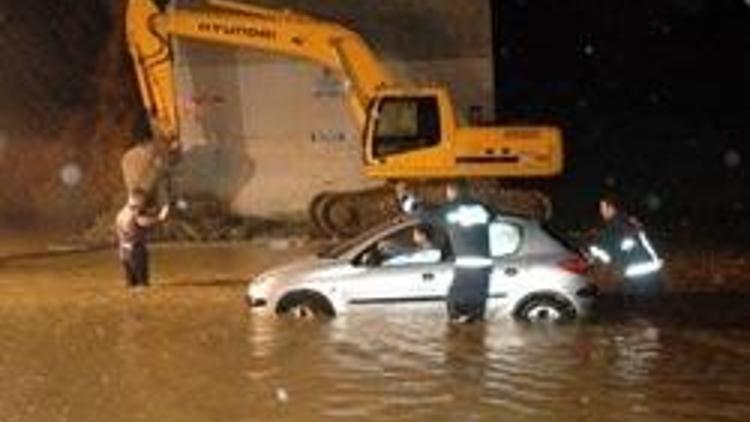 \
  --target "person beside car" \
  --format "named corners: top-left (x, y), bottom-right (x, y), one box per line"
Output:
top-left (421, 181), bottom-right (495, 323)
top-left (588, 194), bottom-right (664, 300)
